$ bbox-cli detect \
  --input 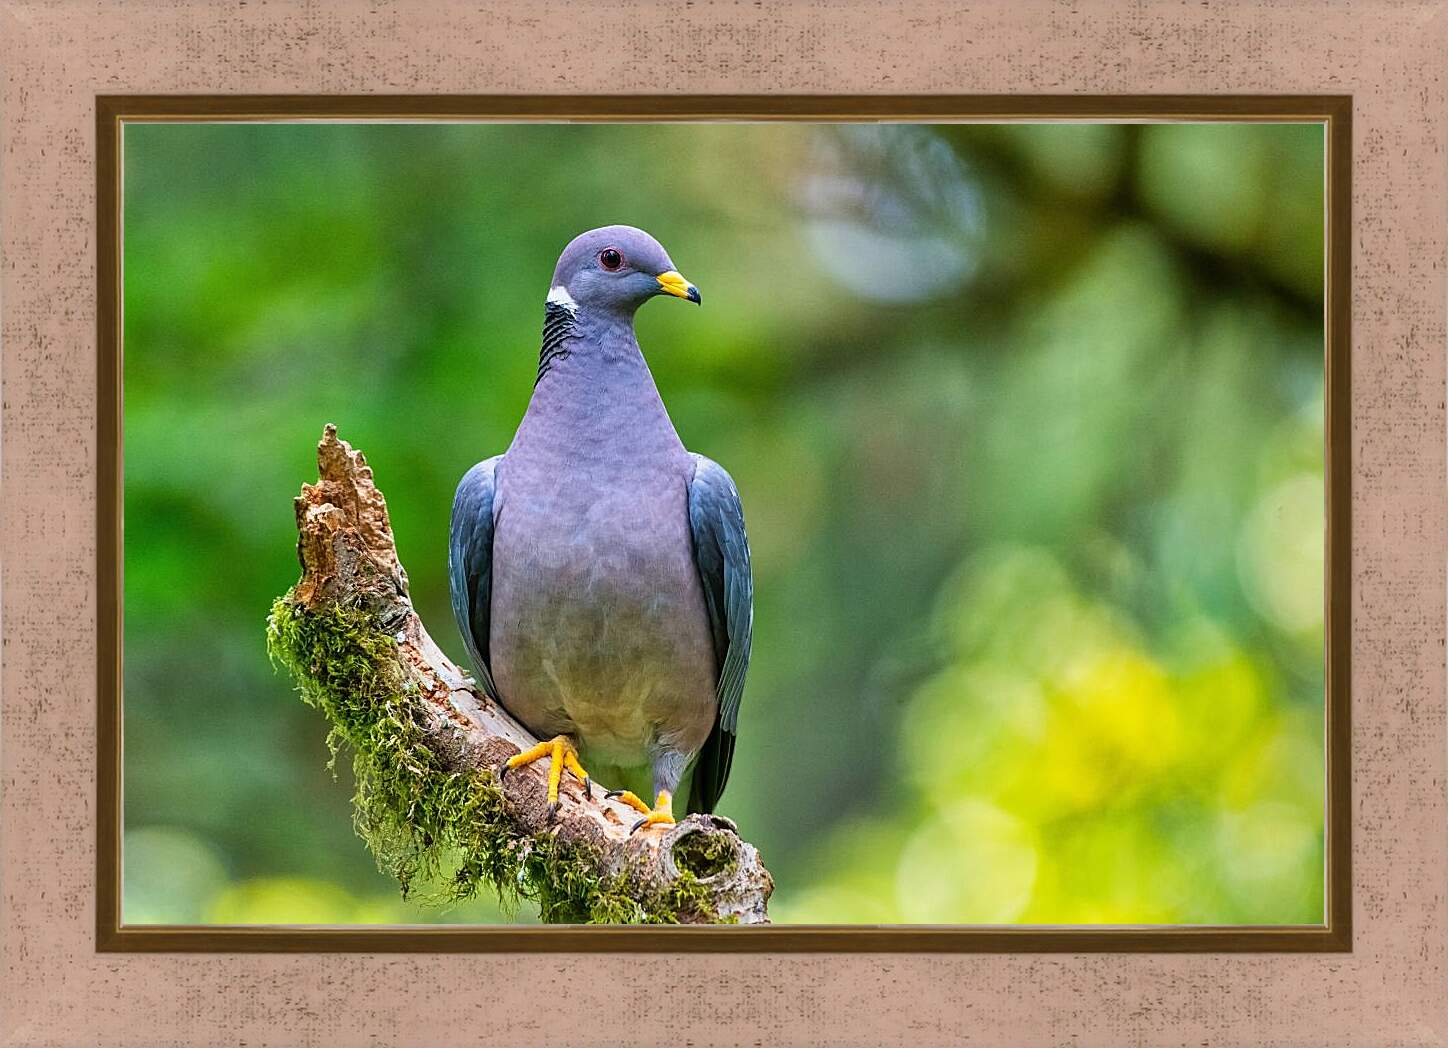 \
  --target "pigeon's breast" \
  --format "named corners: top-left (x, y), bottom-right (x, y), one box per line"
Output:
top-left (488, 454), bottom-right (719, 767)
